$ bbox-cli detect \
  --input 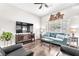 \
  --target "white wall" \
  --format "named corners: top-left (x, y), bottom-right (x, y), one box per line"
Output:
top-left (0, 18), bottom-right (16, 47)
top-left (0, 4), bottom-right (40, 47)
